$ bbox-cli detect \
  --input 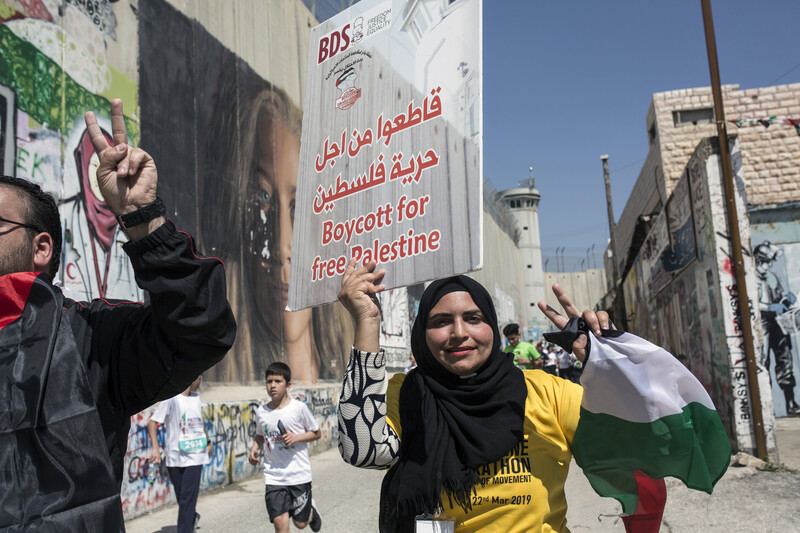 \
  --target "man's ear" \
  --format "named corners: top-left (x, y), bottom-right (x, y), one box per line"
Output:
top-left (32, 232), bottom-right (53, 273)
